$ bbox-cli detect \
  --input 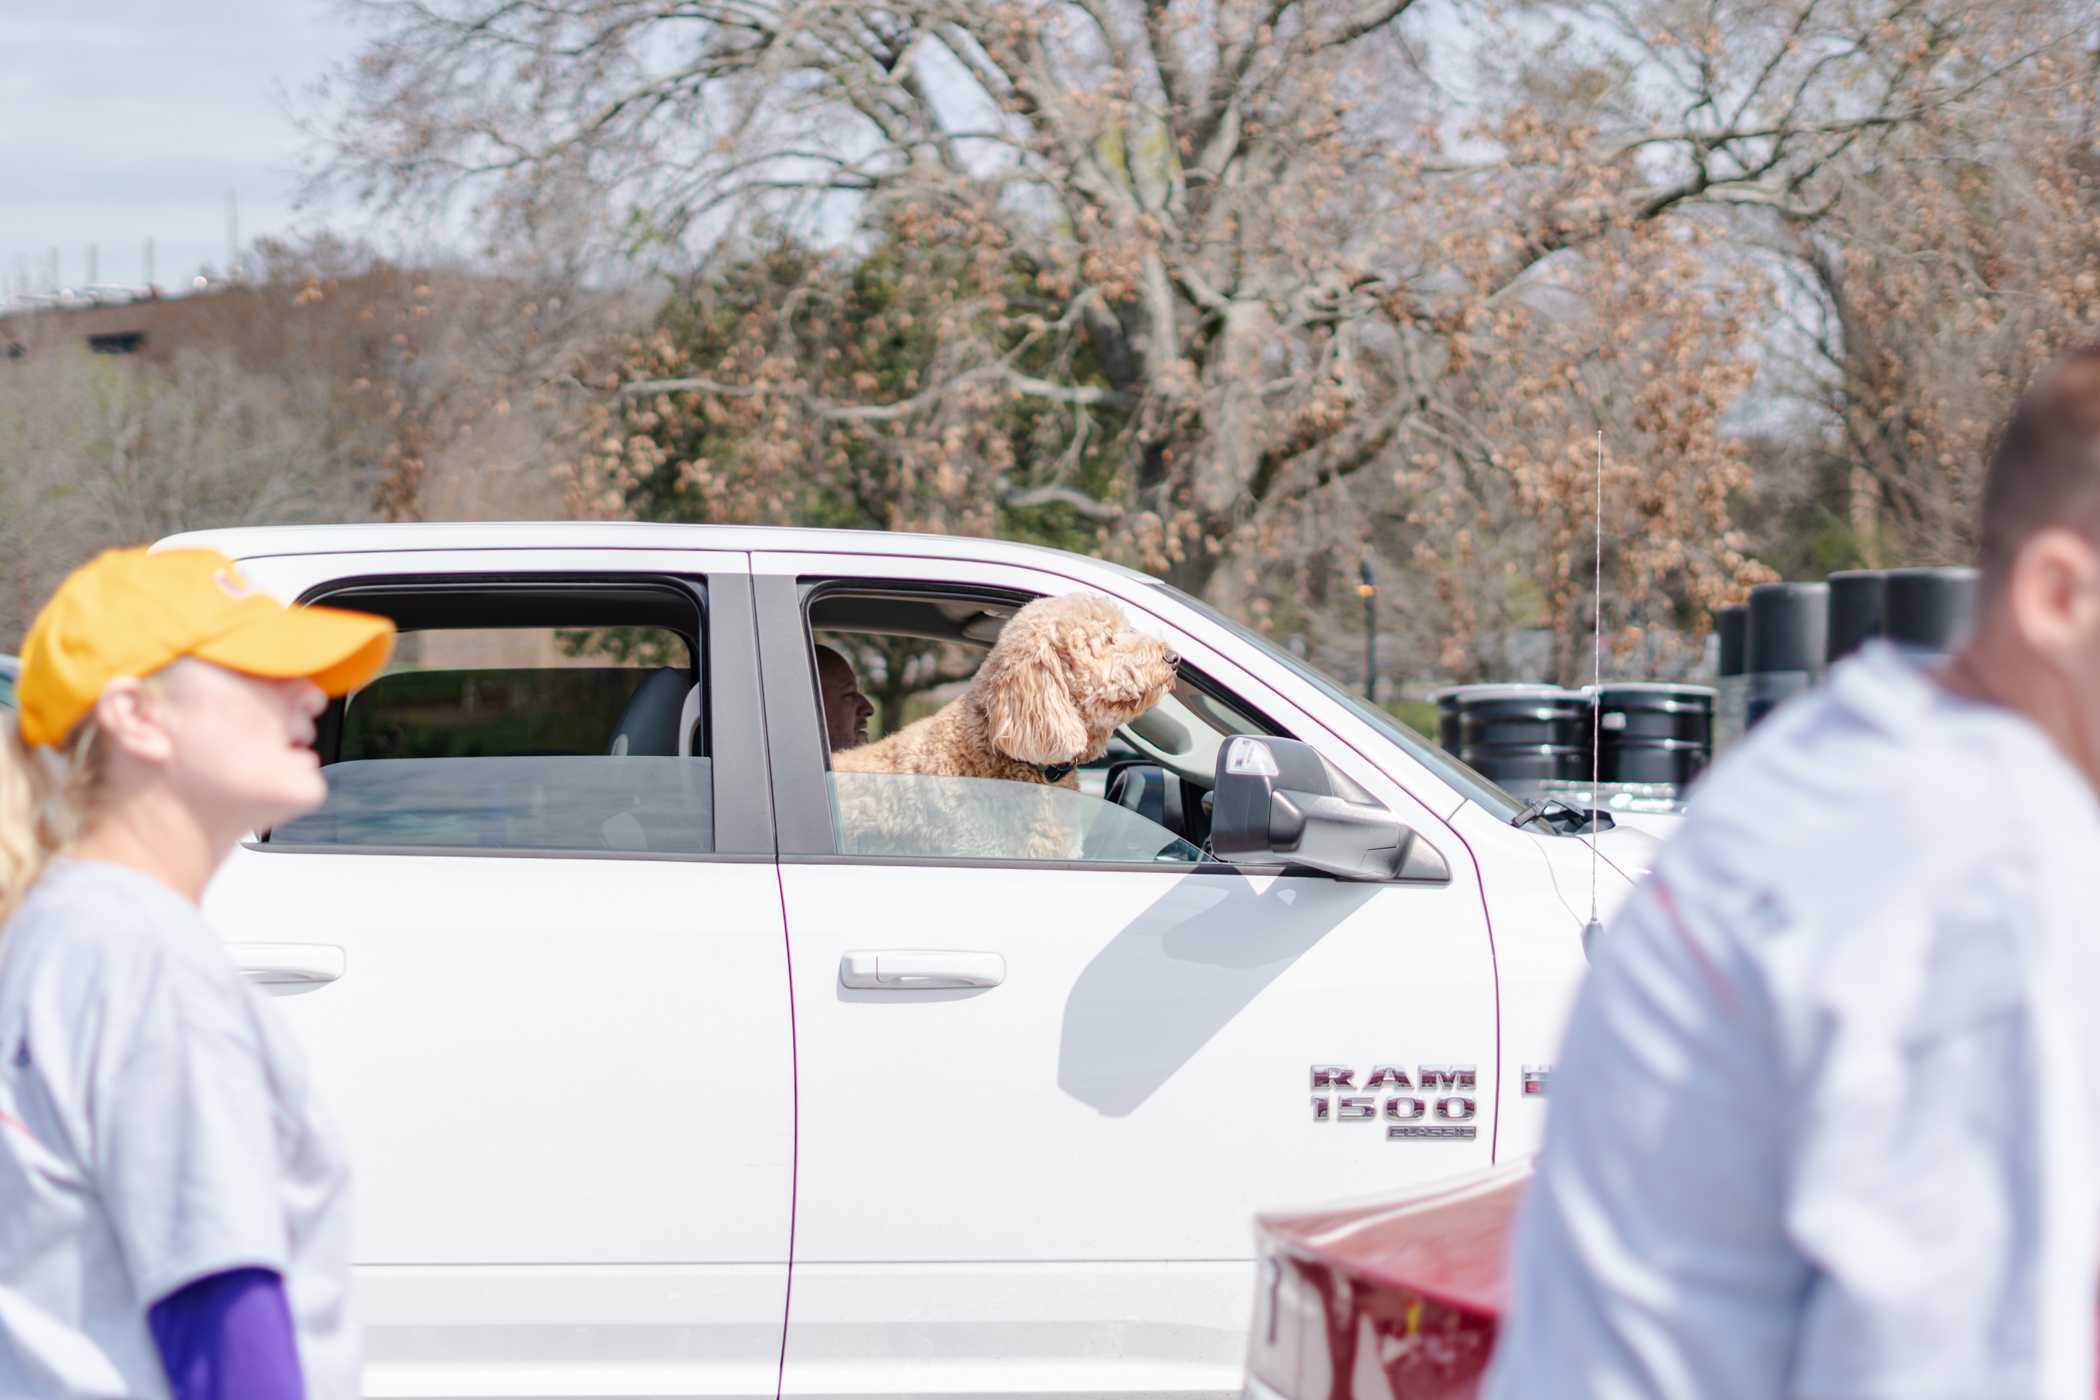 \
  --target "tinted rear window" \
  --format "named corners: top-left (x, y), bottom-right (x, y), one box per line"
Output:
top-left (273, 756), bottom-right (714, 854)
